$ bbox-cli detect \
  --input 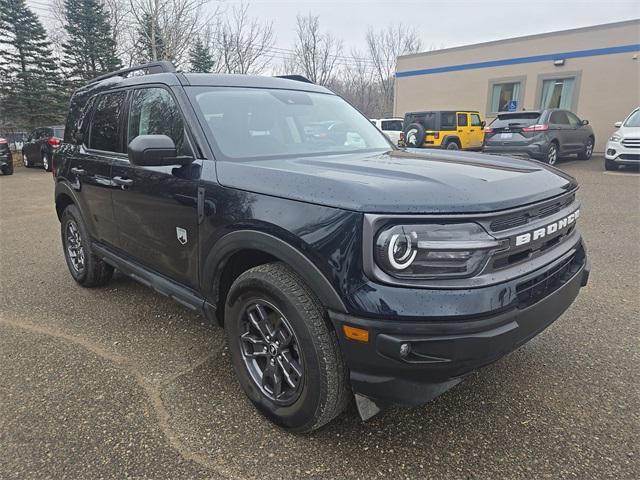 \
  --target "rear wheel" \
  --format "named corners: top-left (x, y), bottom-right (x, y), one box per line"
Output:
top-left (578, 137), bottom-right (594, 160)
top-left (1, 165), bottom-right (13, 175)
top-left (23, 153), bottom-right (30, 168)
top-left (445, 140), bottom-right (460, 150)
top-left (61, 205), bottom-right (114, 287)
top-left (42, 153), bottom-right (51, 171)
top-left (225, 262), bottom-right (349, 432)
top-left (545, 142), bottom-right (558, 165)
